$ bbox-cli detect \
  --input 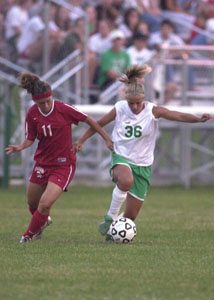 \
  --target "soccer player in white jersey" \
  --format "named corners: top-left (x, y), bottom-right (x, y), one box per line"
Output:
top-left (73, 65), bottom-right (212, 241)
